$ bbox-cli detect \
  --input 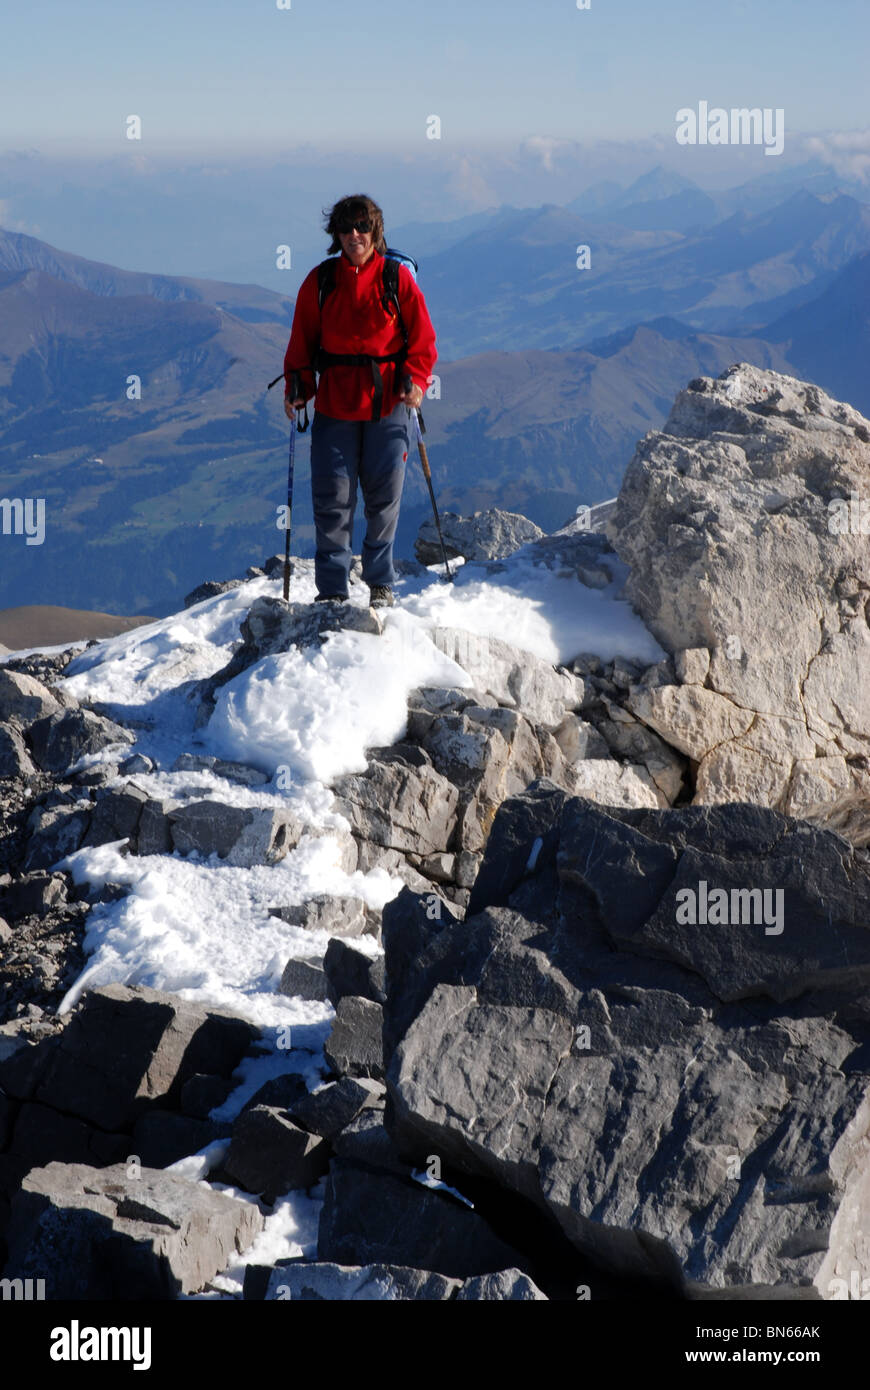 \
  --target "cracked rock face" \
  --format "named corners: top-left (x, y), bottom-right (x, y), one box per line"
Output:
top-left (382, 783), bottom-right (870, 1294)
top-left (607, 363), bottom-right (870, 843)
